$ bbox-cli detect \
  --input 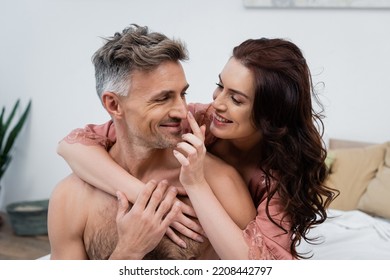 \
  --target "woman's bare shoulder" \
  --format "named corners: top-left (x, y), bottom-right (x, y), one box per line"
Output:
top-left (204, 152), bottom-right (237, 176)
